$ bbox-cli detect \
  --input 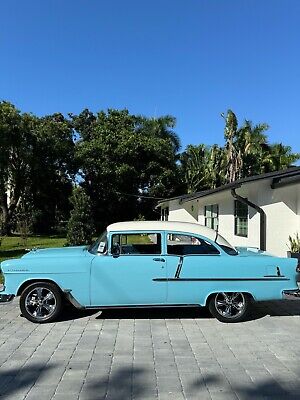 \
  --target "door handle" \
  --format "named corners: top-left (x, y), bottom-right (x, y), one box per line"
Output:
top-left (153, 258), bottom-right (165, 262)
